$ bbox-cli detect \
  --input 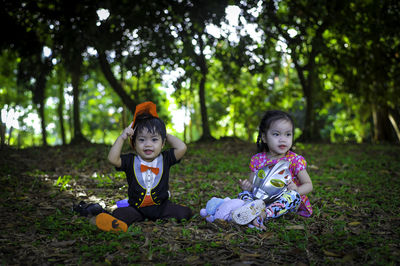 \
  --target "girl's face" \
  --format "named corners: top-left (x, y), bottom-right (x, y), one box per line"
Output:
top-left (134, 128), bottom-right (165, 162)
top-left (262, 119), bottom-right (293, 158)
